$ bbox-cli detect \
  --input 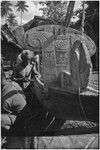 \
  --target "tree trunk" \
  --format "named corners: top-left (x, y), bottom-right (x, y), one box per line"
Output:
top-left (21, 11), bottom-right (22, 25)
top-left (5, 15), bottom-right (7, 24)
